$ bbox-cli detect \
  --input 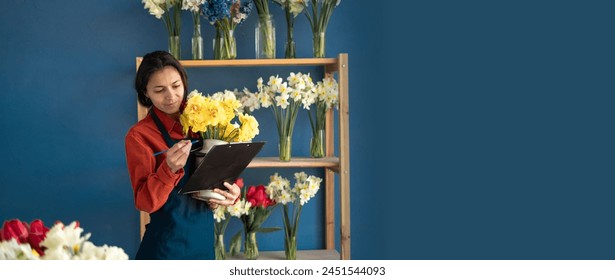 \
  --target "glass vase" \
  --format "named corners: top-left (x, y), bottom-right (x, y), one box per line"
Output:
top-left (310, 129), bottom-right (325, 158)
top-left (215, 234), bottom-right (226, 260)
top-left (168, 35), bottom-right (181, 59)
top-left (214, 29), bottom-right (236, 60)
top-left (284, 233), bottom-right (297, 260)
top-left (313, 31), bottom-right (325, 58)
top-left (284, 15), bottom-right (296, 58)
top-left (278, 135), bottom-right (292, 162)
top-left (192, 24), bottom-right (204, 60)
top-left (244, 231), bottom-right (259, 260)
top-left (255, 14), bottom-right (276, 59)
